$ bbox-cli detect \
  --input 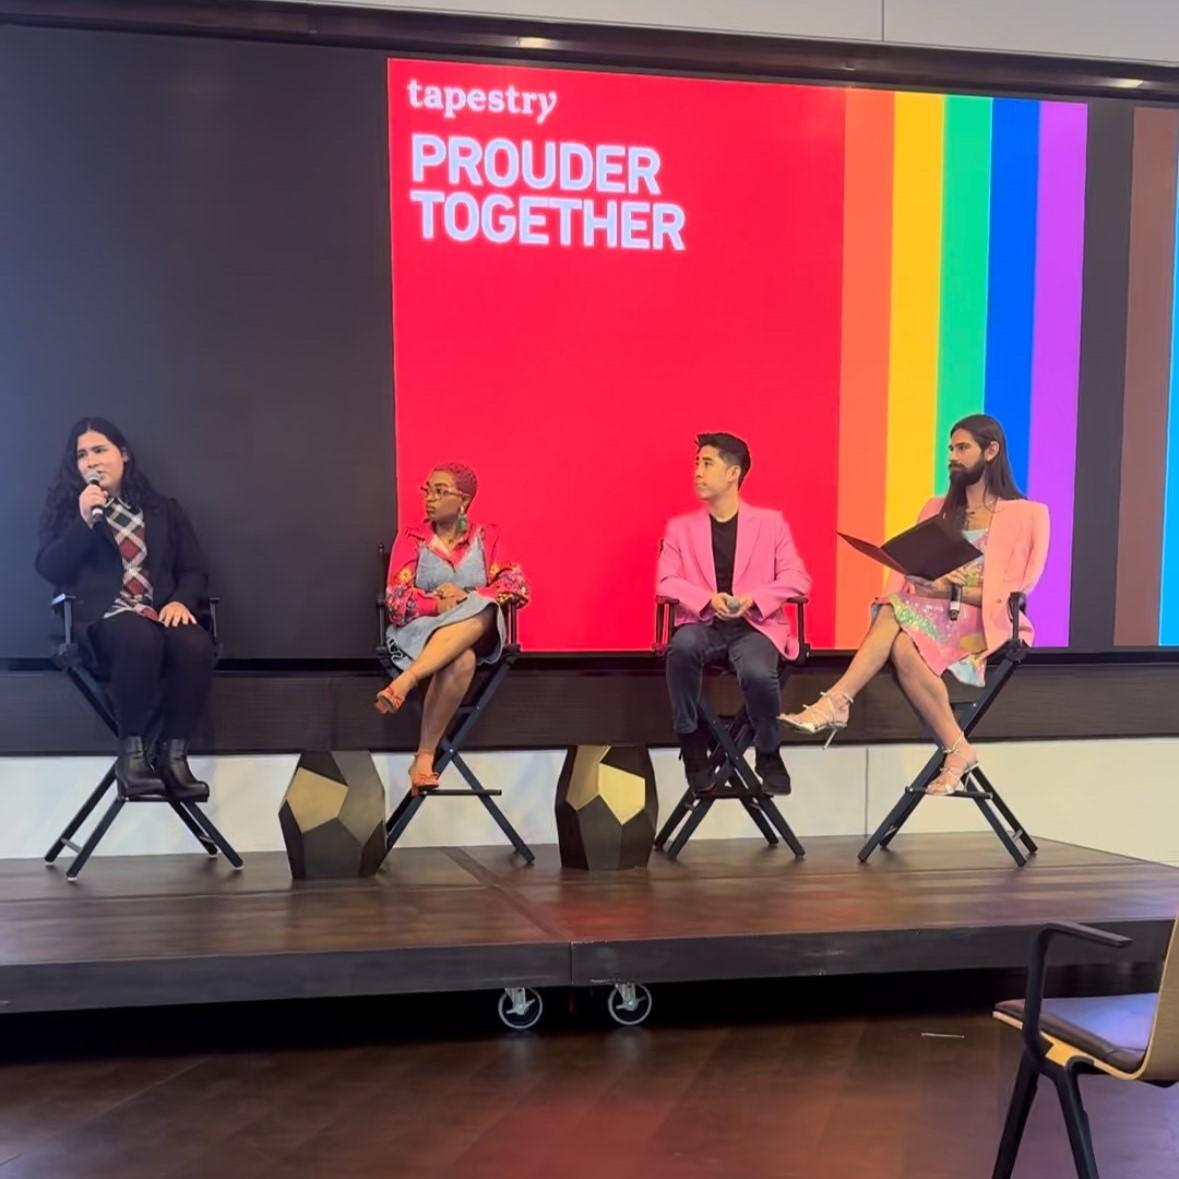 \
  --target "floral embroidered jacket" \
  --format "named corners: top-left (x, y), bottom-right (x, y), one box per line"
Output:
top-left (384, 521), bottom-right (529, 627)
